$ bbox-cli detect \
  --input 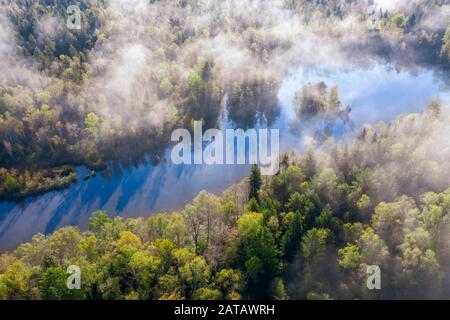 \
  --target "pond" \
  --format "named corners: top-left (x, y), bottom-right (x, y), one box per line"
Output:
top-left (0, 64), bottom-right (449, 252)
